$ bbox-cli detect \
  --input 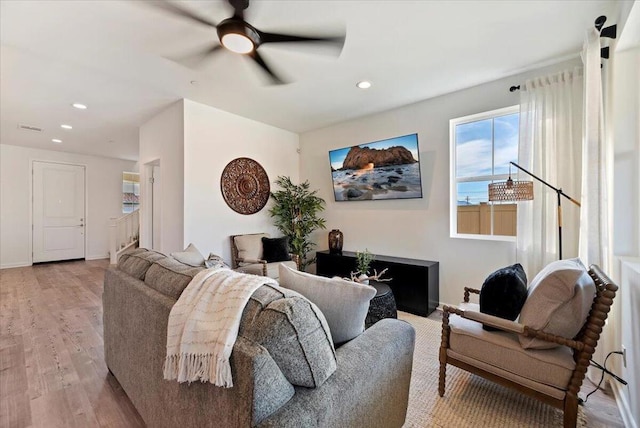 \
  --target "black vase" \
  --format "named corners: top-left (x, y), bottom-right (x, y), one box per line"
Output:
top-left (328, 229), bottom-right (343, 255)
